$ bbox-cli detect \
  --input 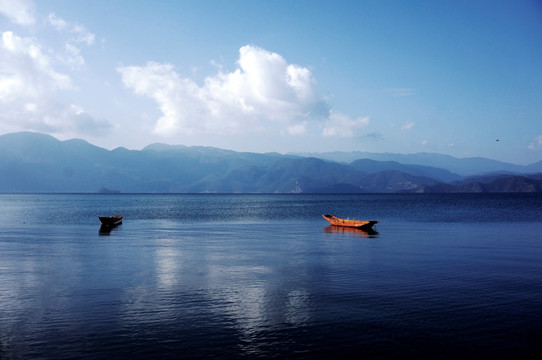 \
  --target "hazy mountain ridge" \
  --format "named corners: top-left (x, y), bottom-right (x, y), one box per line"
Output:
top-left (349, 159), bottom-right (461, 182)
top-left (1, 132), bottom-right (541, 193)
top-left (292, 151), bottom-right (540, 175)
top-left (409, 175), bottom-right (542, 193)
